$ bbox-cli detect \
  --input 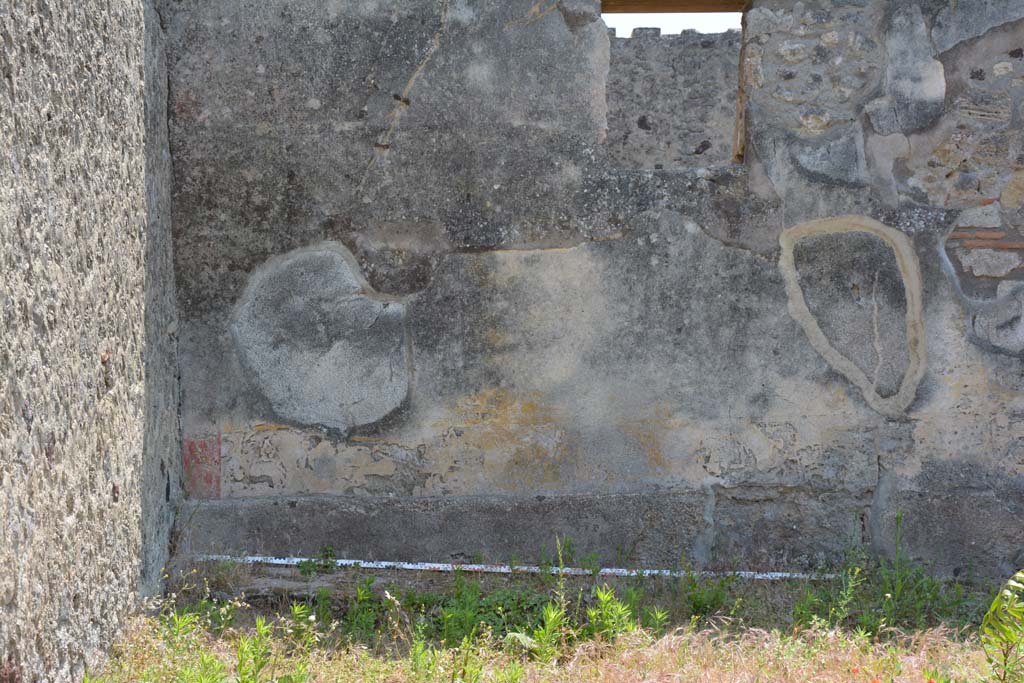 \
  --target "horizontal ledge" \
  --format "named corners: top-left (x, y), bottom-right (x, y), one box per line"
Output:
top-left (198, 553), bottom-right (834, 581)
top-left (602, 0), bottom-right (746, 12)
